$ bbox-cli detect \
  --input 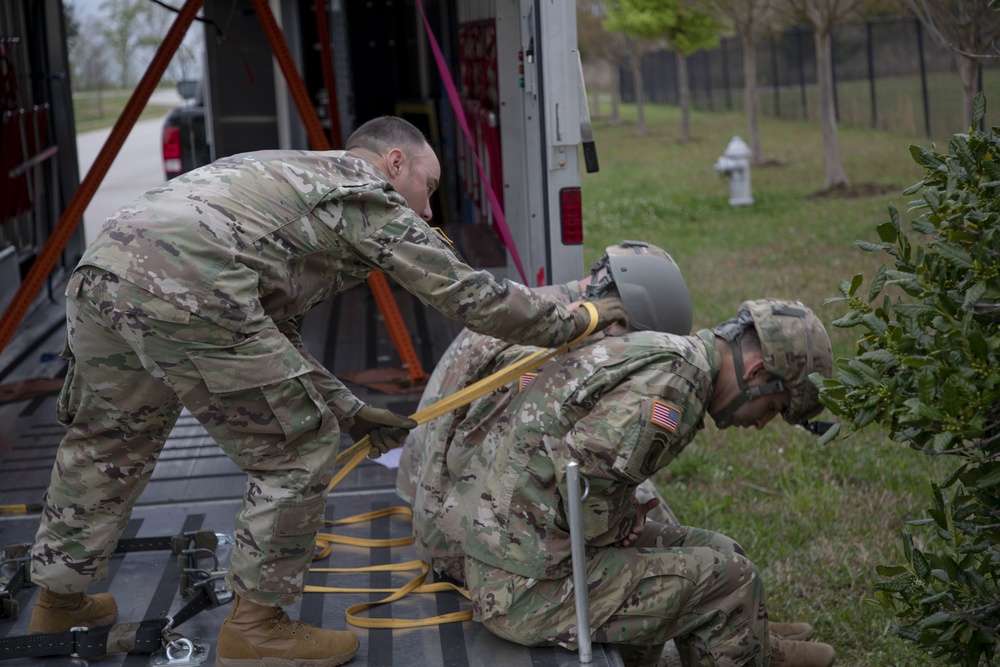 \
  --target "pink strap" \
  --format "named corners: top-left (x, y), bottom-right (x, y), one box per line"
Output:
top-left (414, 0), bottom-right (529, 285)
